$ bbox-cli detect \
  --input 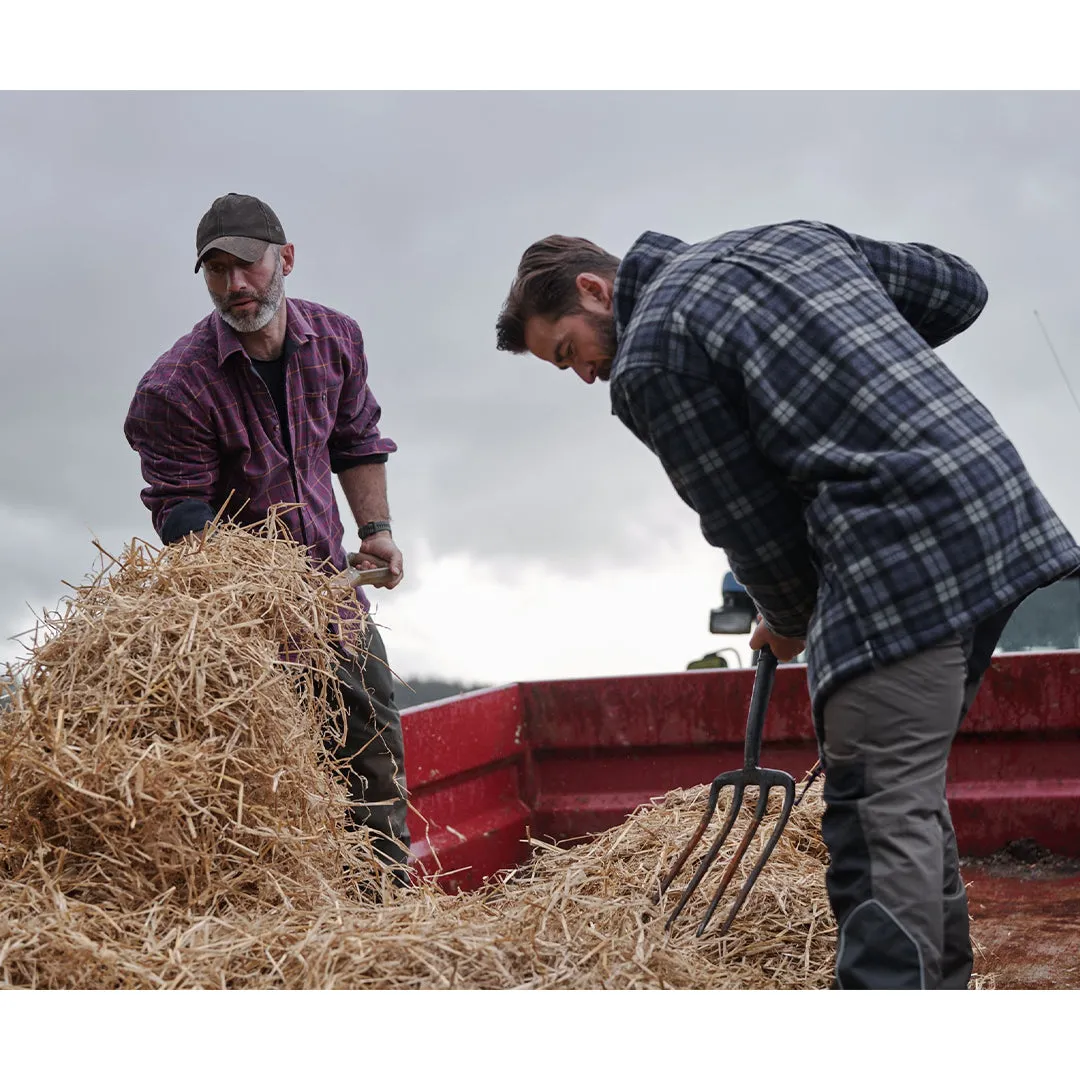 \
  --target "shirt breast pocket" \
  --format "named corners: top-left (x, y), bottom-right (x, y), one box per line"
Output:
top-left (297, 388), bottom-right (334, 461)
